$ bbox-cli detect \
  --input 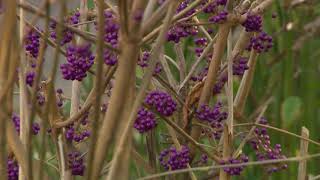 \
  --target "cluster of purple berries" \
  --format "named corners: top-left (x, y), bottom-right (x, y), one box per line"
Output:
top-left (200, 154), bottom-right (208, 164)
top-left (60, 43), bottom-right (95, 81)
top-left (37, 92), bottom-right (46, 106)
top-left (192, 55), bottom-right (249, 85)
top-left (7, 157), bottom-right (19, 180)
top-left (99, 10), bottom-right (119, 66)
top-left (26, 71), bottom-right (35, 87)
top-left (197, 102), bottom-right (228, 139)
top-left (212, 75), bottom-right (228, 94)
top-left (159, 146), bottom-right (190, 170)
top-left (167, 1), bottom-right (198, 43)
top-left (196, 102), bottom-right (227, 122)
top-left (191, 59), bottom-right (249, 96)
top-left (242, 14), bottom-right (263, 32)
top-left (202, 0), bottom-right (227, 13)
top-left (249, 117), bottom-right (288, 173)
top-left (24, 28), bottom-right (40, 58)
top-left (167, 24), bottom-right (198, 43)
top-left (67, 151), bottom-right (85, 176)
top-left (134, 107), bottom-right (157, 133)
top-left (209, 10), bottom-right (228, 24)
top-left (177, 0), bottom-right (196, 17)
top-left (194, 38), bottom-right (208, 57)
top-left (137, 51), bottom-right (162, 74)
top-left (56, 88), bottom-right (64, 107)
top-left (137, 51), bottom-right (150, 68)
top-left (247, 32), bottom-right (273, 53)
top-left (50, 10), bottom-right (80, 46)
top-left (191, 66), bottom-right (209, 82)
top-left (145, 90), bottom-right (177, 116)
top-left (220, 154), bottom-right (249, 176)
top-left (233, 57), bottom-right (249, 76)
top-left (65, 124), bottom-right (90, 143)
top-left (65, 110), bottom-right (90, 142)
top-left (12, 114), bottom-right (40, 135)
